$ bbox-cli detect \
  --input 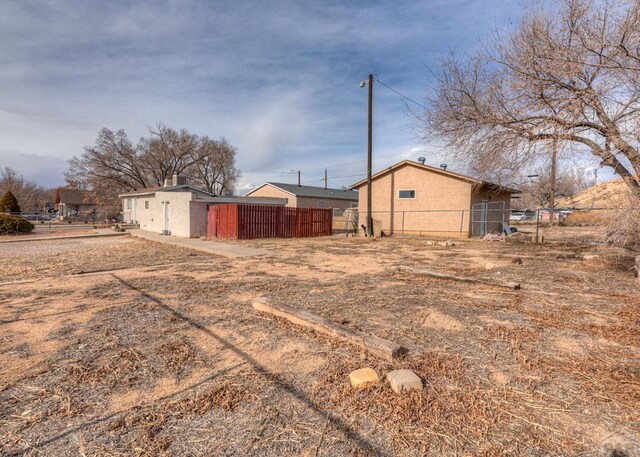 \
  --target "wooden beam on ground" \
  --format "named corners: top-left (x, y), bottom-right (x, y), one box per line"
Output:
top-left (252, 298), bottom-right (407, 361)
top-left (396, 265), bottom-right (521, 290)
